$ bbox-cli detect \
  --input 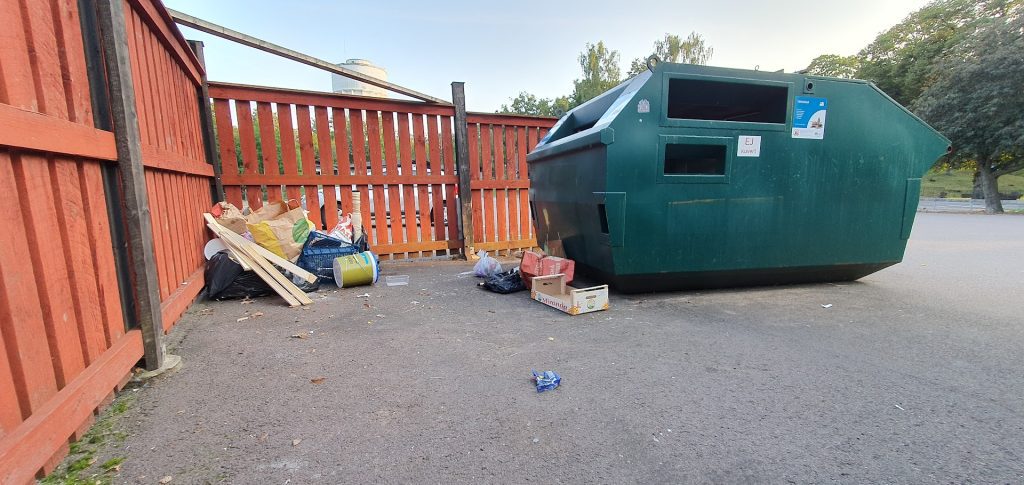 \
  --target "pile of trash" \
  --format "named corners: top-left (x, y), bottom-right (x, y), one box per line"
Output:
top-left (202, 197), bottom-right (376, 307)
